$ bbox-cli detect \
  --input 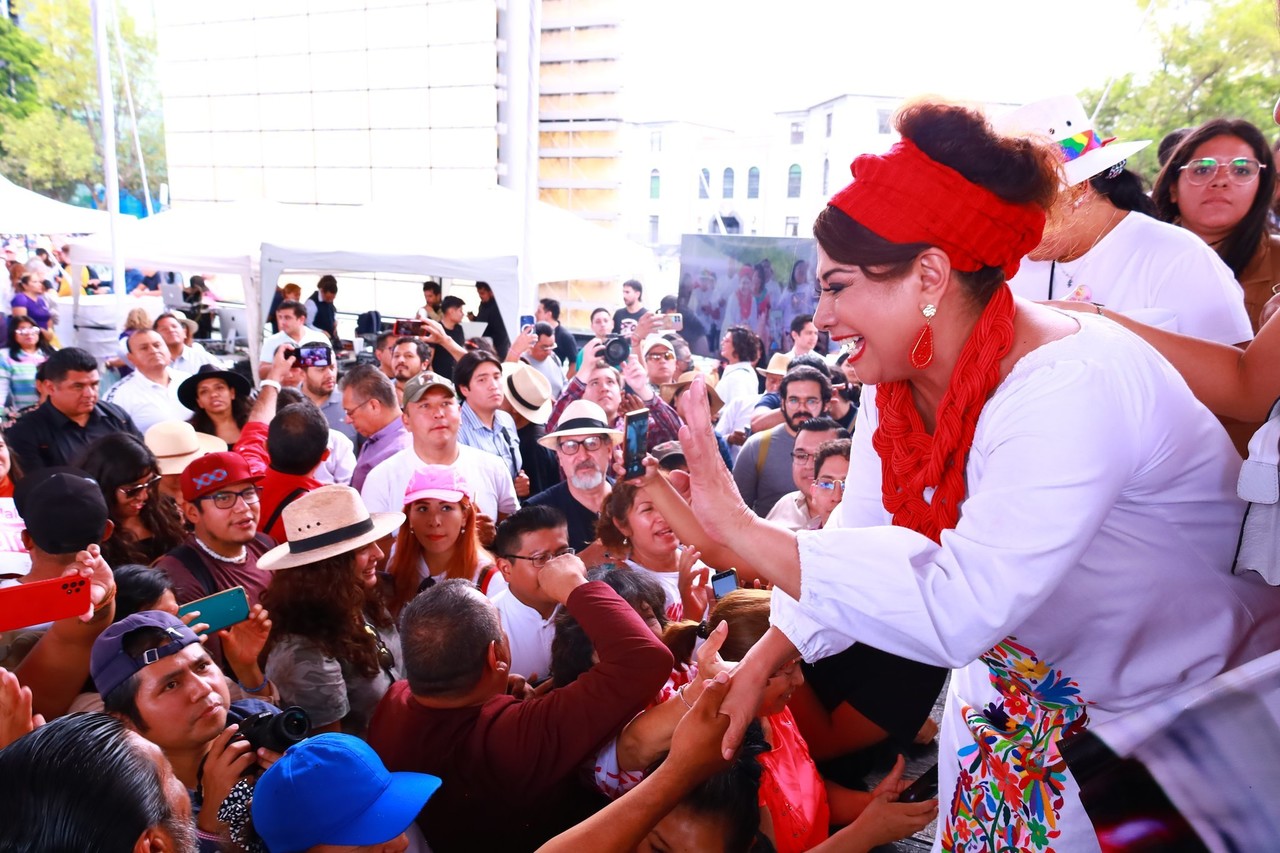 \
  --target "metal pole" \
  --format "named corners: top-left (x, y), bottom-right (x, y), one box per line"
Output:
top-left (110, 0), bottom-right (152, 216)
top-left (92, 0), bottom-right (123, 314)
